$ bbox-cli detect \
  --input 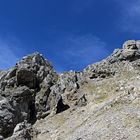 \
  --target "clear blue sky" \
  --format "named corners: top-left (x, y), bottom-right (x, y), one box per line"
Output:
top-left (0, 0), bottom-right (140, 72)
